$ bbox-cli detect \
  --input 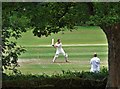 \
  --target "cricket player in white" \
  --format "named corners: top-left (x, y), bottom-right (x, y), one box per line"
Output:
top-left (90, 53), bottom-right (100, 73)
top-left (52, 39), bottom-right (68, 63)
